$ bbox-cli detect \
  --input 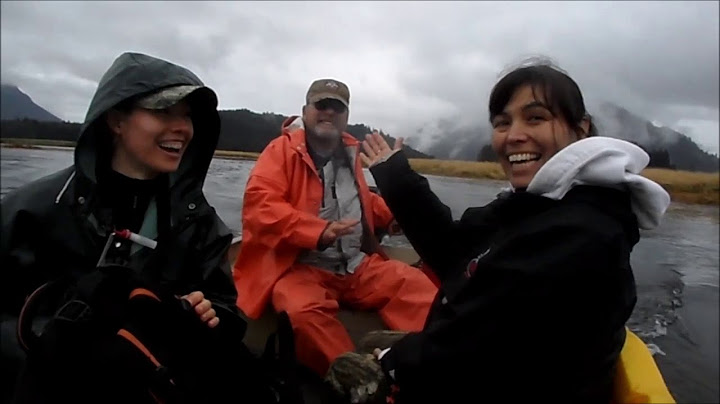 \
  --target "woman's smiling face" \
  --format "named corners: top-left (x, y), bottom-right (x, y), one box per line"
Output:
top-left (491, 85), bottom-right (589, 189)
